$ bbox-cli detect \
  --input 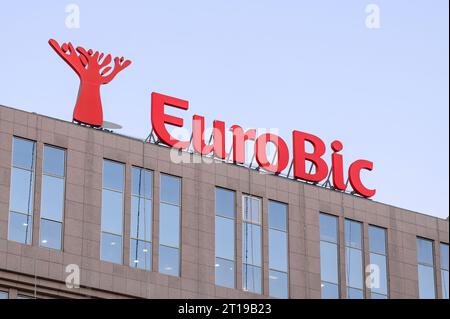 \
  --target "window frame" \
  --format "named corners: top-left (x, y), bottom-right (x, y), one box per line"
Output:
top-left (319, 212), bottom-right (340, 299)
top-left (8, 136), bottom-right (37, 245)
top-left (129, 166), bottom-right (154, 271)
top-left (158, 173), bottom-right (182, 277)
top-left (241, 194), bottom-right (263, 294)
top-left (39, 144), bottom-right (66, 251)
top-left (100, 159), bottom-right (125, 264)
top-left (268, 199), bottom-right (289, 299)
